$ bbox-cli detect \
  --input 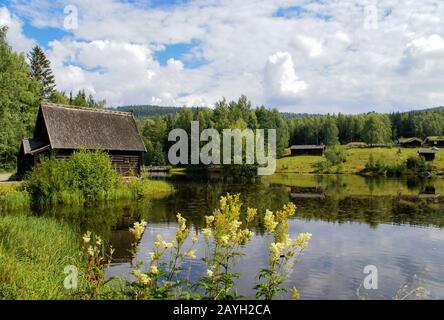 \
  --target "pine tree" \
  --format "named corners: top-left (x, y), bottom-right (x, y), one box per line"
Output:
top-left (28, 45), bottom-right (56, 99)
